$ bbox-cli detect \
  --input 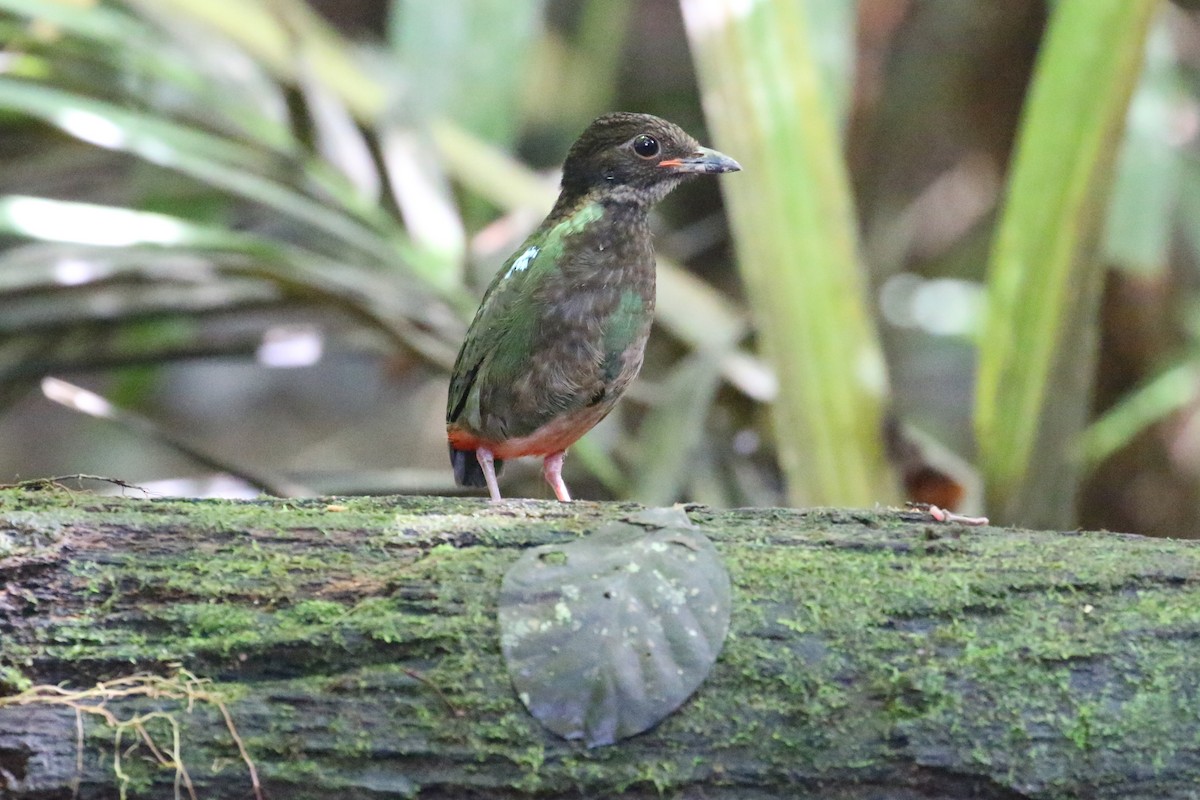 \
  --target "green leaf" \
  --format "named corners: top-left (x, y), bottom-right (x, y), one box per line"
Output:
top-left (499, 509), bottom-right (731, 747)
top-left (1103, 19), bottom-right (1182, 276)
top-left (129, 0), bottom-right (388, 121)
top-left (1079, 362), bottom-right (1198, 468)
top-left (0, 195), bottom-right (258, 249)
top-left (294, 53), bottom-right (380, 204)
top-left (0, 199), bottom-right (462, 366)
top-left (803, 0), bottom-right (857, 127)
top-left (0, 0), bottom-right (296, 150)
top-left (630, 353), bottom-right (724, 506)
top-left (0, 78), bottom-right (419, 270)
top-left (0, 0), bottom-right (148, 40)
top-left (388, 0), bottom-right (544, 146)
top-left (681, 0), bottom-right (896, 505)
top-left (974, 0), bottom-right (1158, 525)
